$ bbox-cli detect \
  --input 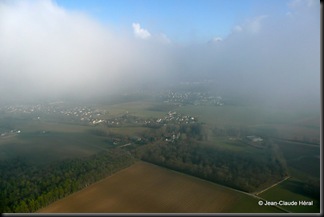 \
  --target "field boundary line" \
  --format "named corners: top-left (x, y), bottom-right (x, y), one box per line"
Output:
top-left (36, 160), bottom-right (138, 213)
top-left (272, 137), bottom-right (320, 148)
top-left (140, 160), bottom-right (290, 213)
top-left (254, 176), bottom-right (291, 196)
